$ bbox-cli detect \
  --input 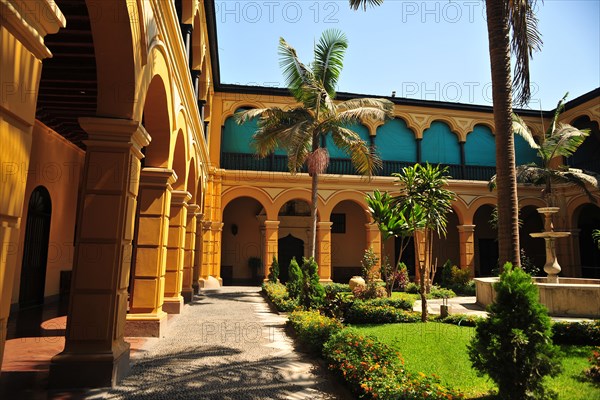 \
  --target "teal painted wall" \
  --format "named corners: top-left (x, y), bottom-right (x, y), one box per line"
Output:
top-left (514, 134), bottom-right (539, 165)
top-left (375, 118), bottom-right (417, 162)
top-left (422, 121), bottom-right (460, 164)
top-left (325, 123), bottom-right (370, 159)
top-left (222, 109), bottom-right (286, 155)
top-left (465, 125), bottom-right (496, 166)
